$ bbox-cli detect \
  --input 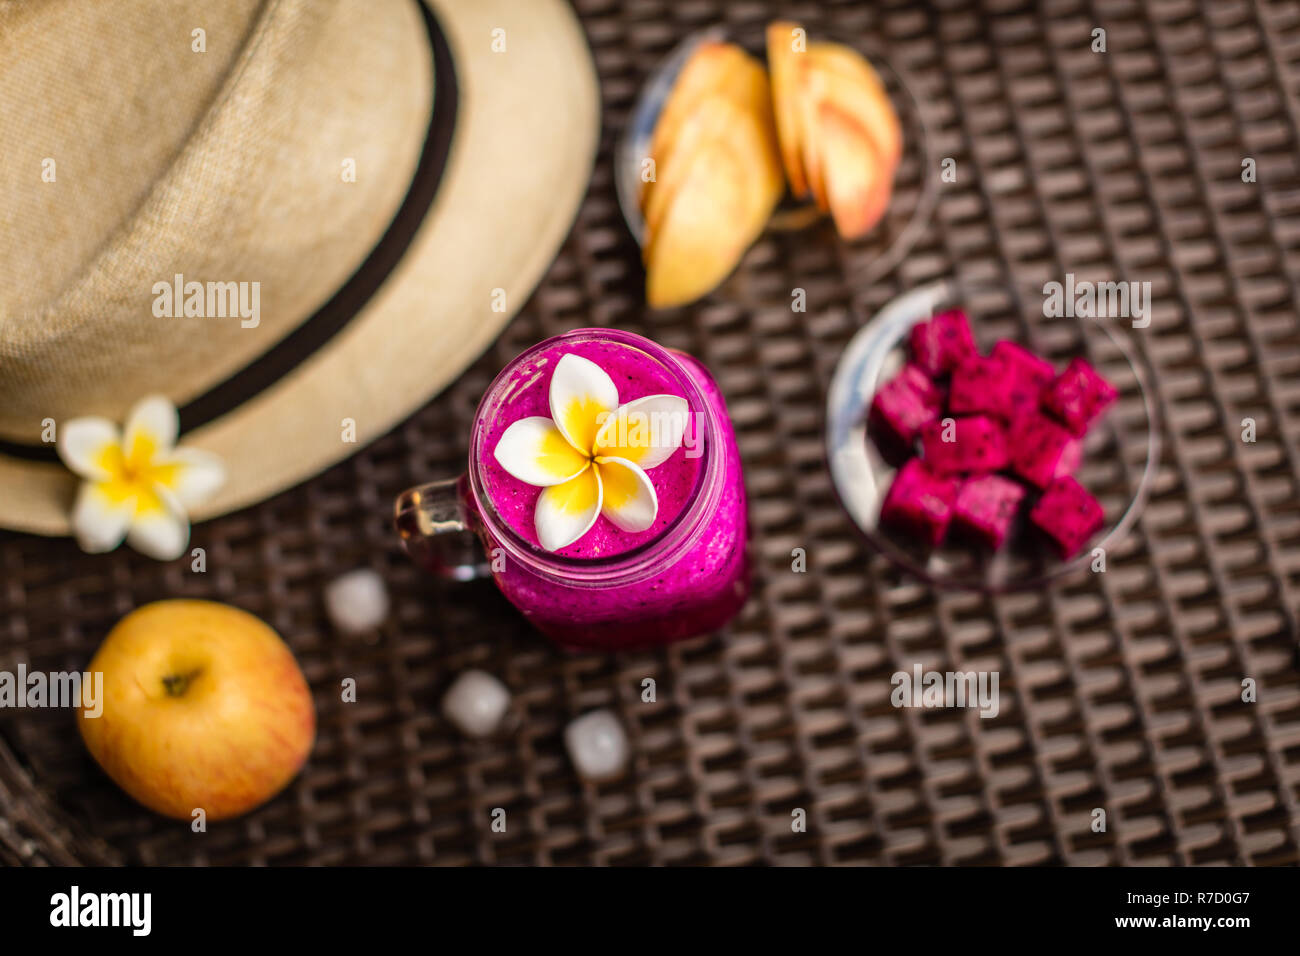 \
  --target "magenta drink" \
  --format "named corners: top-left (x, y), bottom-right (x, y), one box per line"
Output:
top-left (462, 329), bottom-right (749, 651)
